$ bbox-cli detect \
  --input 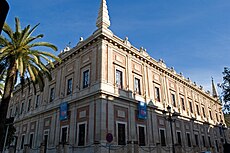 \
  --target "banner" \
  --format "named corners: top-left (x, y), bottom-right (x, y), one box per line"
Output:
top-left (138, 101), bottom-right (147, 119)
top-left (60, 102), bottom-right (68, 121)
